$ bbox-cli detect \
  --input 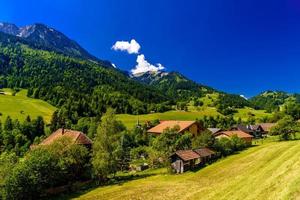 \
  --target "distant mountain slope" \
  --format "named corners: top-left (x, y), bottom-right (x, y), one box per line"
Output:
top-left (132, 71), bottom-right (216, 100)
top-left (250, 91), bottom-right (300, 112)
top-left (0, 22), bottom-right (112, 67)
top-left (132, 70), bottom-right (250, 113)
